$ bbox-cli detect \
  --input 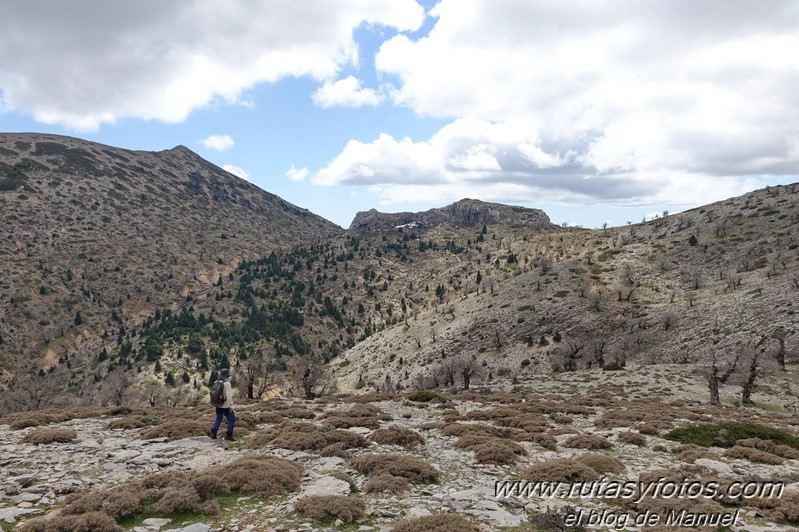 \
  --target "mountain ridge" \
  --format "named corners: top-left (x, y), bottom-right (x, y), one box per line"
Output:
top-left (347, 198), bottom-right (555, 233)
